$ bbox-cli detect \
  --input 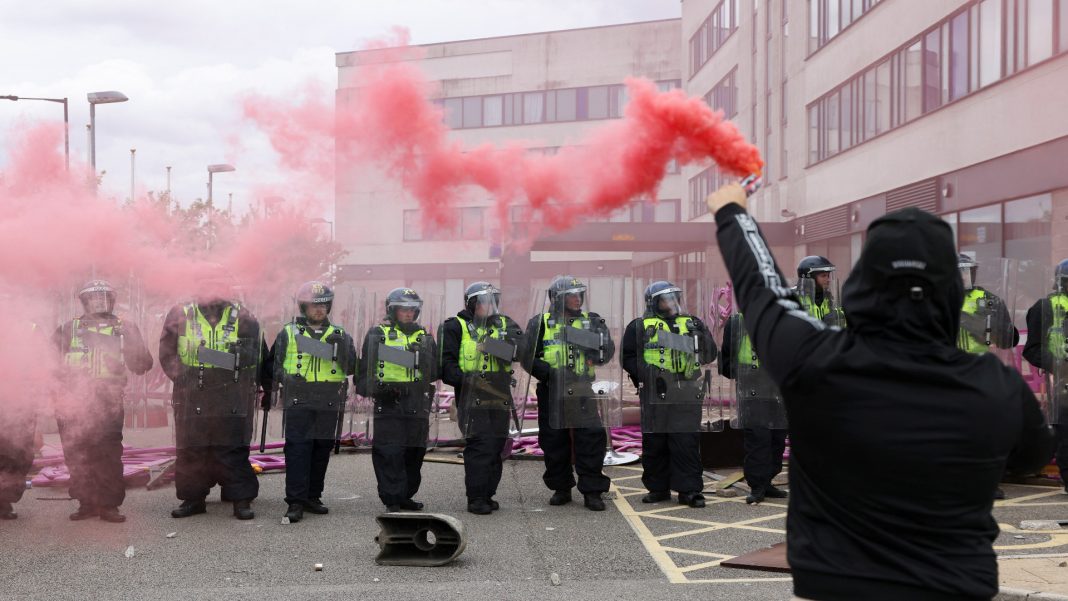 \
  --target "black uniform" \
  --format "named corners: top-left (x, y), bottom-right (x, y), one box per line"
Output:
top-left (52, 315), bottom-right (153, 512)
top-left (621, 315), bottom-right (716, 498)
top-left (718, 315), bottom-right (787, 495)
top-left (1023, 295), bottom-right (1068, 482)
top-left (159, 300), bottom-right (270, 504)
top-left (715, 202), bottom-right (1053, 600)
top-left (268, 318), bottom-right (357, 507)
top-left (439, 310), bottom-right (522, 504)
top-left (0, 405), bottom-right (35, 517)
top-left (356, 321), bottom-right (438, 508)
top-left (524, 310), bottom-right (614, 497)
